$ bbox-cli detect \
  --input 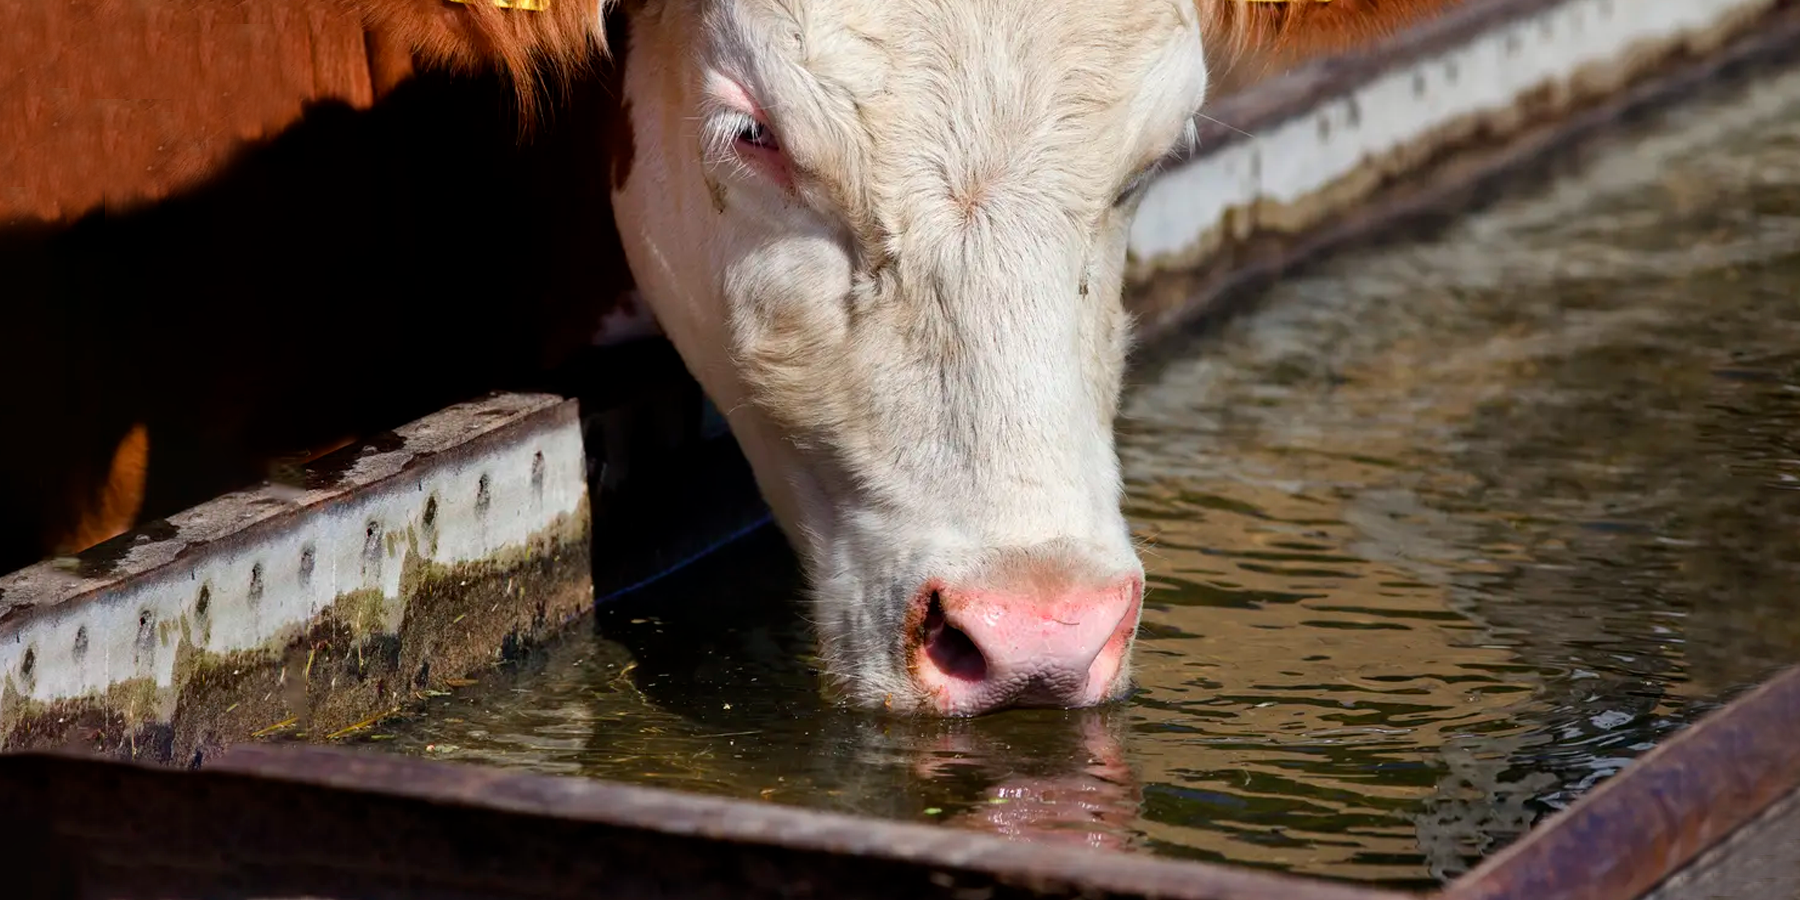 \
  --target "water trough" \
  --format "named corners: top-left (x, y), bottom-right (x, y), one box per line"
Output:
top-left (4, 0), bottom-right (1799, 896)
